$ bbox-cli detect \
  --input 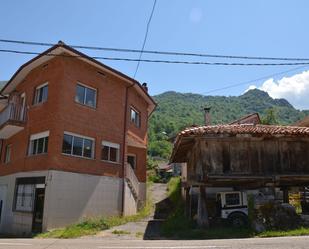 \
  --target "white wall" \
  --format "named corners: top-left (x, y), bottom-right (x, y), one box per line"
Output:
top-left (123, 181), bottom-right (138, 216)
top-left (0, 171), bottom-right (48, 236)
top-left (0, 170), bottom-right (141, 235)
top-left (44, 170), bottom-right (123, 230)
